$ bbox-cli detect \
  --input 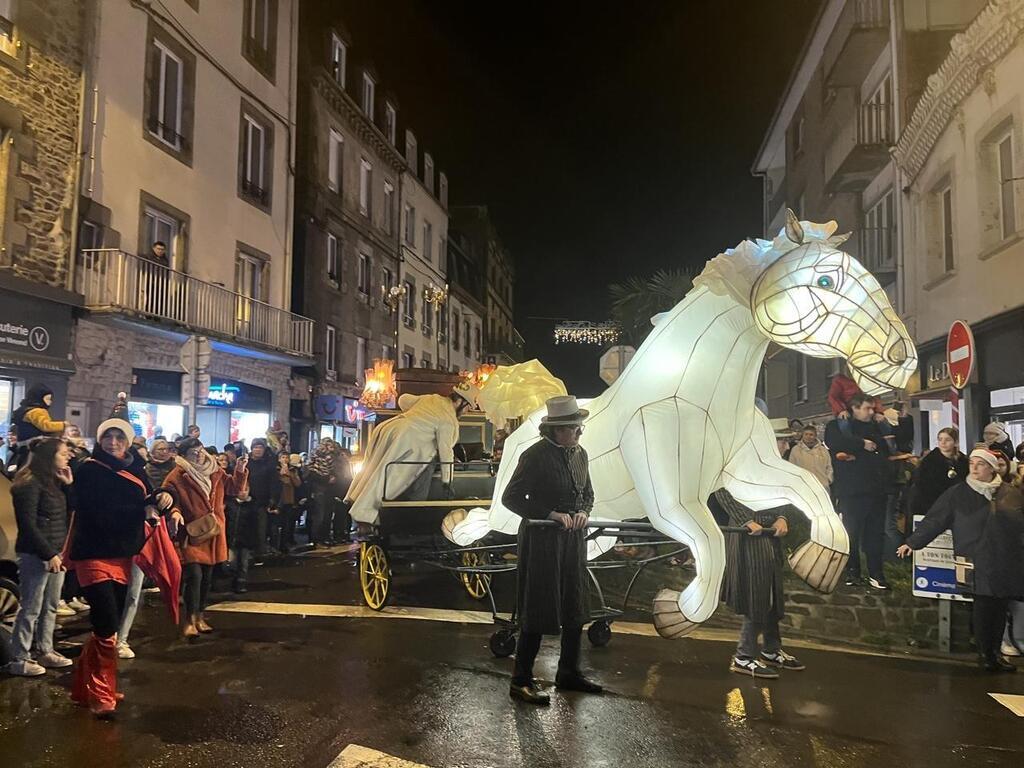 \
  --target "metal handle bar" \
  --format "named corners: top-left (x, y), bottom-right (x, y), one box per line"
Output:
top-left (526, 520), bottom-right (779, 536)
